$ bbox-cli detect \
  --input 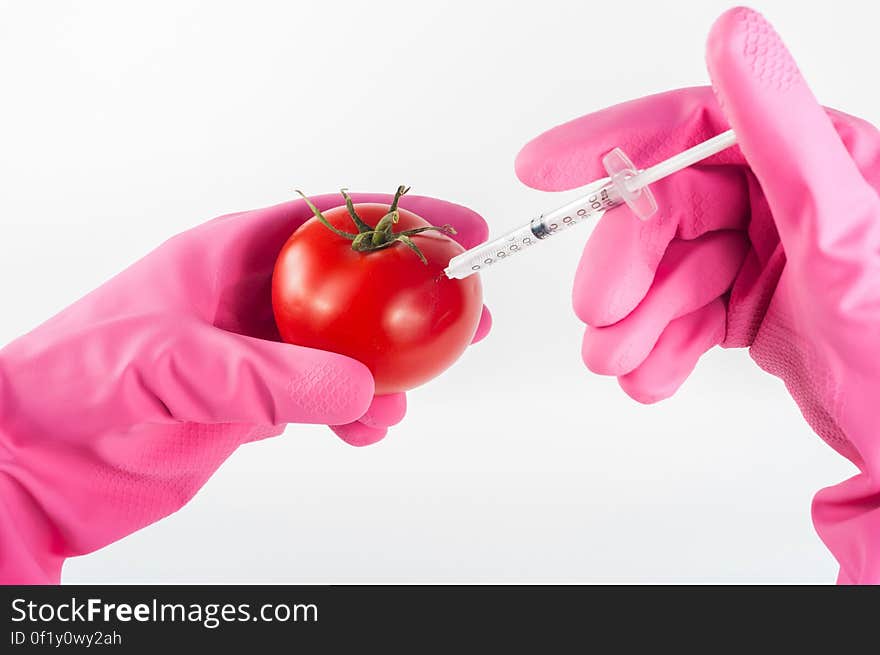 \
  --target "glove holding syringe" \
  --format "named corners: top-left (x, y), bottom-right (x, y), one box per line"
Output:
top-left (444, 129), bottom-right (738, 280)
